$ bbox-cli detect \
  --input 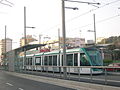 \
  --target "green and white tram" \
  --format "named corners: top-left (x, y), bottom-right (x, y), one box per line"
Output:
top-left (23, 47), bottom-right (103, 74)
